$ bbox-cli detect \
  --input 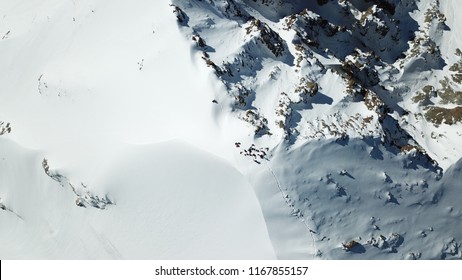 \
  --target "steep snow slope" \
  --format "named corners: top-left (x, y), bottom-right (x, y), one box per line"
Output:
top-left (0, 0), bottom-right (274, 259)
